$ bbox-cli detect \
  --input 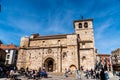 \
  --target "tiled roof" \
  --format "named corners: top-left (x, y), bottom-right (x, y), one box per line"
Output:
top-left (0, 44), bottom-right (19, 50)
top-left (30, 34), bottom-right (68, 40)
top-left (97, 54), bottom-right (111, 56)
